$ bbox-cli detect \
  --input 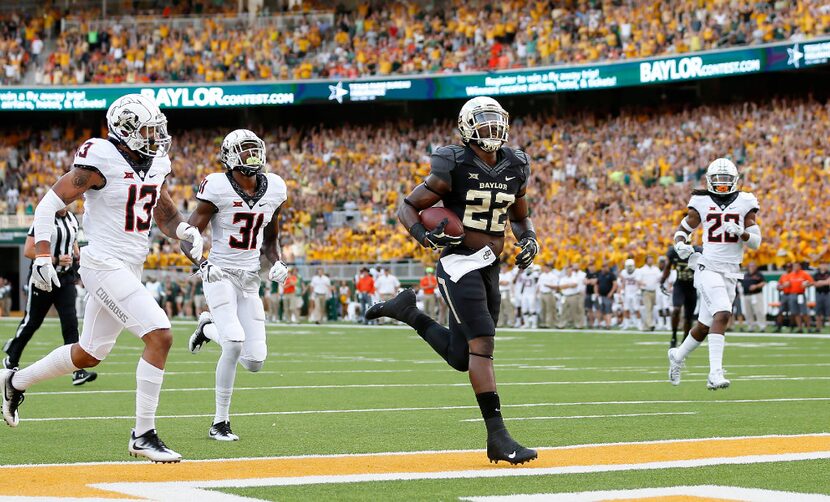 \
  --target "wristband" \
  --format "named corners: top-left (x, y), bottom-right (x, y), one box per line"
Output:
top-left (408, 222), bottom-right (427, 245)
top-left (518, 230), bottom-right (537, 242)
top-left (175, 222), bottom-right (192, 240)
